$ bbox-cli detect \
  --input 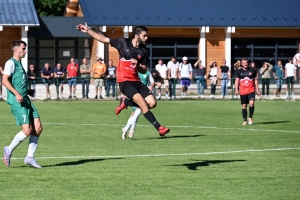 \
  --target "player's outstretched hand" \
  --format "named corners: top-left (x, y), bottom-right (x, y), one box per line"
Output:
top-left (76, 24), bottom-right (88, 33)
